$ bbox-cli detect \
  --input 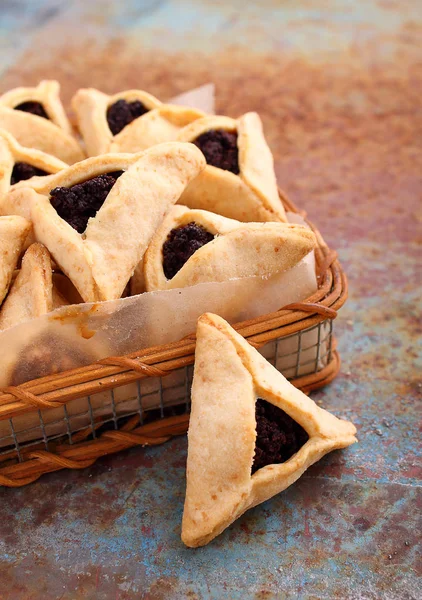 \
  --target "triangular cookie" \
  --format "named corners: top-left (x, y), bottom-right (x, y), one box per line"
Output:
top-left (0, 215), bottom-right (31, 305)
top-left (1, 150), bottom-right (142, 223)
top-left (177, 112), bottom-right (288, 223)
top-left (0, 243), bottom-right (58, 331)
top-left (0, 129), bottom-right (67, 195)
top-left (141, 205), bottom-right (315, 292)
top-left (9, 143), bottom-right (205, 302)
top-left (72, 87), bottom-right (206, 156)
top-left (0, 80), bottom-right (72, 134)
top-left (0, 81), bottom-right (84, 164)
top-left (182, 313), bottom-right (357, 547)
